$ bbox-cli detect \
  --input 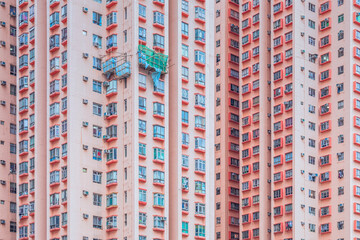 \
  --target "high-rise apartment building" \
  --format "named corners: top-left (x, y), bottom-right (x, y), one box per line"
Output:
top-left (5, 0), bottom-right (360, 239)
top-left (0, 0), bottom-right (17, 239)
top-left (10, 0), bottom-right (215, 239)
